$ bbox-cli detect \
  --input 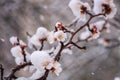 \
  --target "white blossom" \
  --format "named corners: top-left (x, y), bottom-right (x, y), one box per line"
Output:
top-left (28, 27), bottom-right (49, 48)
top-left (10, 36), bottom-right (27, 48)
top-left (30, 50), bottom-right (57, 78)
top-left (11, 46), bottom-right (23, 58)
top-left (30, 50), bottom-right (62, 76)
top-left (11, 45), bottom-right (30, 65)
top-left (89, 24), bottom-right (101, 39)
top-left (10, 36), bottom-right (18, 45)
top-left (28, 35), bottom-right (41, 48)
top-left (47, 31), bottom-right (55, 44)
top-left (51, 61), bottom-right (62, 76)
top-left (68, 0), bottom-right (91, 21)
top-left (54, 31), bottom-right (67, 42)
top-left (15, 57), bottom-right (24, 65)
top-left (35, 27), bottom-right (49, 39)
top-left (46, 61), bottom-right (62, 76)
top-left (93, 0), bottom-right (117, 19)
top-left (80, 23), bottom-right (102, 40)
top-left (90, 20), bottom-right (111, 33)
top-left (30, 51), bottom-right (52, 69)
